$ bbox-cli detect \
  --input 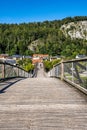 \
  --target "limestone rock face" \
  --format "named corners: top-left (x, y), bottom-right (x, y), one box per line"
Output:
top-left (61, 21), bottom-right (87, 40)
